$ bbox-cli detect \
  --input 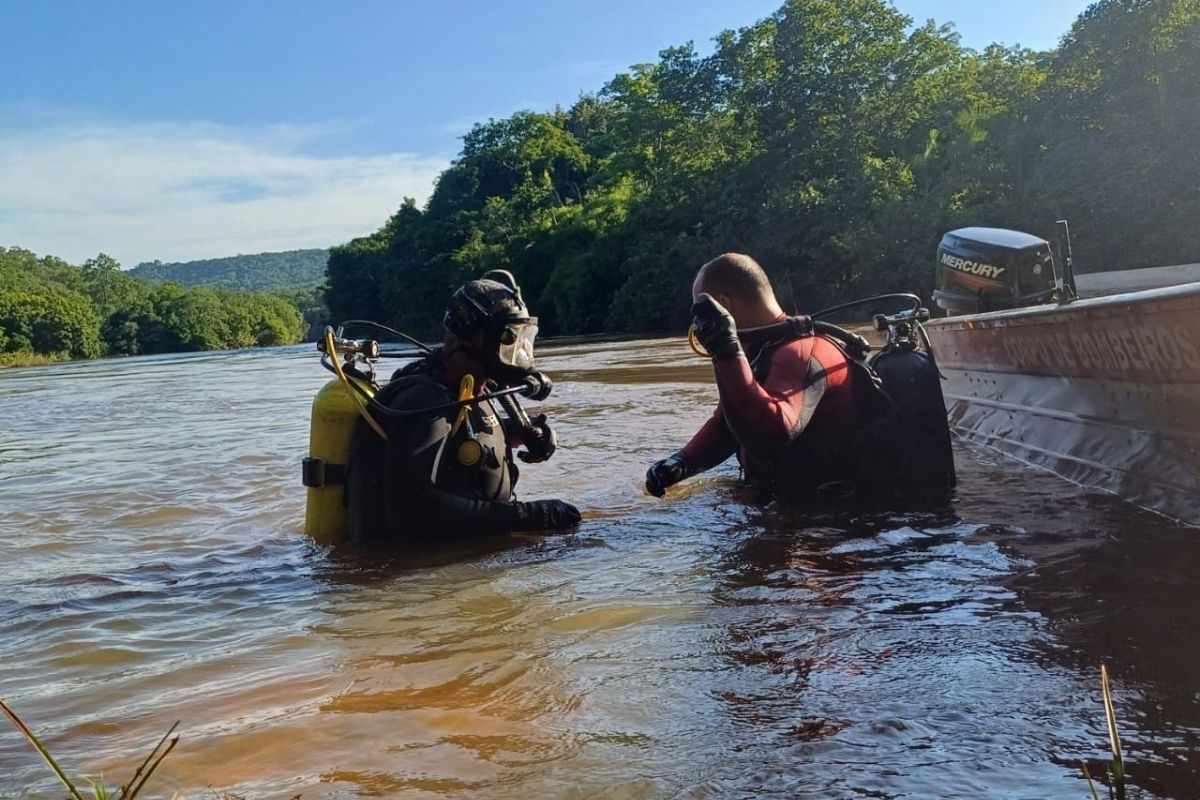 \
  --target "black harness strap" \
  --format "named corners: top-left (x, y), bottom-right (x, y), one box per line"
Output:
top-left (302, 457), bottom-right (347, 488)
